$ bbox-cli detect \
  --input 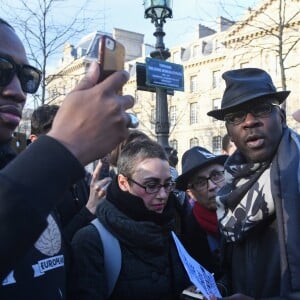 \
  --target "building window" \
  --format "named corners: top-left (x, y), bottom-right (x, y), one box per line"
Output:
top-left (134, 90), bottom-right (139, 105)
top-left (190, 103), bottom-right (198, 125)
top-left (169, 106), bottom-right (176, 126)
top-left (170, 139), bottom-right (178, 151)
top-left (151, 92), bottom-right (156, 101)
top-left (190, 138), bottom-right (199, 148)
top-left (192, 45), bottom-right (200, 58)
top-left (52, 87), bottom-right (58, 98)
top-left (214, 39), bottom-right (223, 52)
top-left (173, 51), bottom-right (180, 63)
top-left (128, 63), bottom-right (133, 74)
top-left (151, 108), bottom-right (156, 130)
top-left (190, 75), bottom-right (198, 92)
top-left (212, 136), bottom-right (222, 153)
top-left (202, 41), bottom-right (207, 54)
top-left (212, 70), bottom-right (221, 89)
